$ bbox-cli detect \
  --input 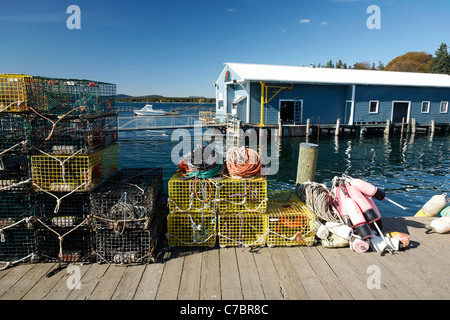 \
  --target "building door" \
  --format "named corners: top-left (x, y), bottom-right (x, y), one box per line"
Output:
top-left (391, 101), bottom-right (410, 123)
top-left (280, 99), bottom-right (302, 123)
